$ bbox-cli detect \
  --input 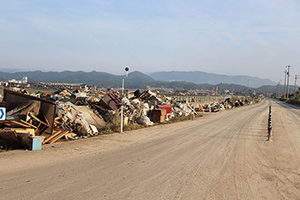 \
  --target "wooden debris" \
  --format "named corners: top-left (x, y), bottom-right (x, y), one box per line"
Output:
top-left (54, 116), bottom-right (62, 127)
top-left (28, 113), bottom-right (49, 135)
top-left (65, 132), bottom-right (77, 140)
top-left (42, 129), bottom-right (69, 144)
top-left (1, 119), bottom-right (33, 128)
